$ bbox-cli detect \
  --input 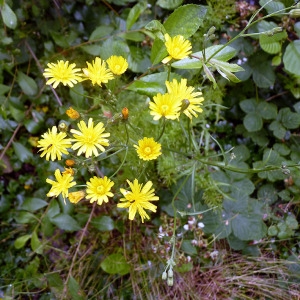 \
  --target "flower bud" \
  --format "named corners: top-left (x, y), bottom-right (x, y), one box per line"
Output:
top-left (58, 122), bottom-right (68, 132)
top-left (66, 107), bottom-right (80, 119)
top-left (162, 271), bottom-right (167, 280)
top-left (167, 277), bottom-right (174, 286)
top-left (290, 9), bottom-right (300, 18)
top-left (207, 26), bottom-right (216, 36)
top-left (122, 107), bottom-right (129, 120)
top-left (66, 159), bottom-right (76, 167)
top-left (68, 190), bottom-right (85, 204)
top-left (168, 268), bottom-right (173, 278)
top-left (180, 99), bottom-right (190, 112)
